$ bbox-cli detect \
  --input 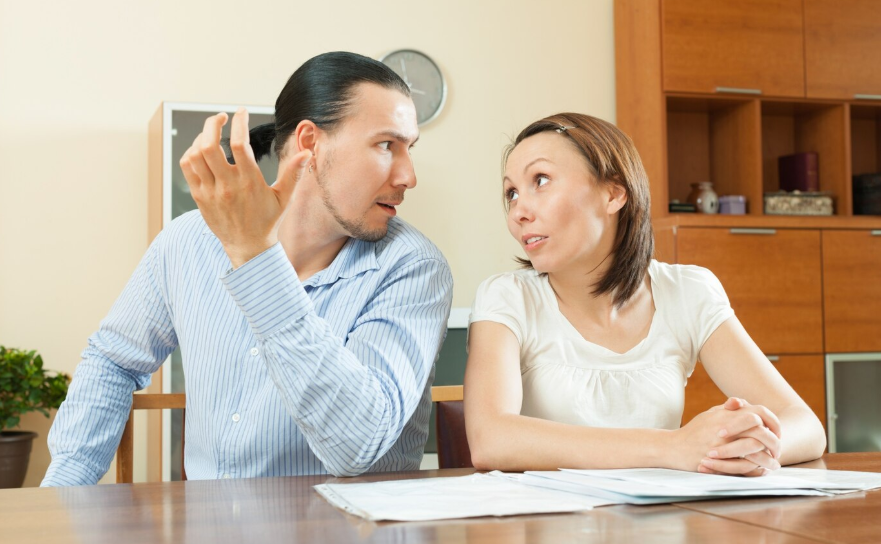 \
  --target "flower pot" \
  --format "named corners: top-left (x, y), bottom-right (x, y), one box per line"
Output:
top-left (0, 431), bottom-right (38, 488)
